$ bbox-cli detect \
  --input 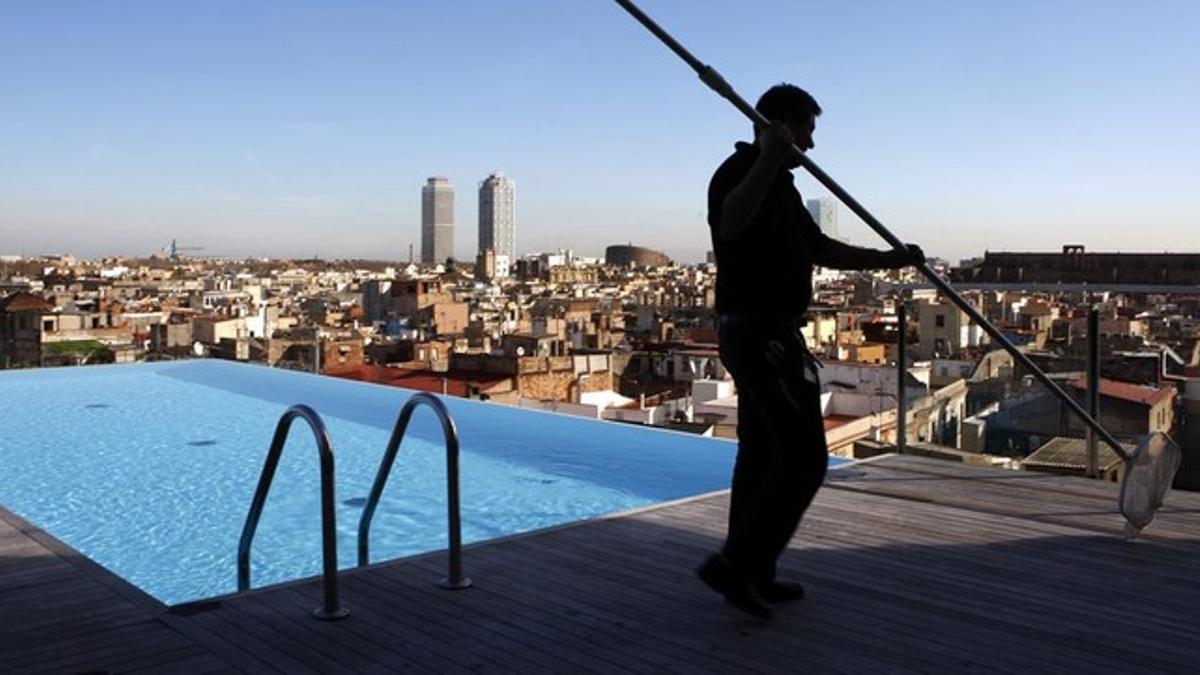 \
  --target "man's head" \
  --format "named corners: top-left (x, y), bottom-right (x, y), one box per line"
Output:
top-left (755, 83), bottom-right (821, 157)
